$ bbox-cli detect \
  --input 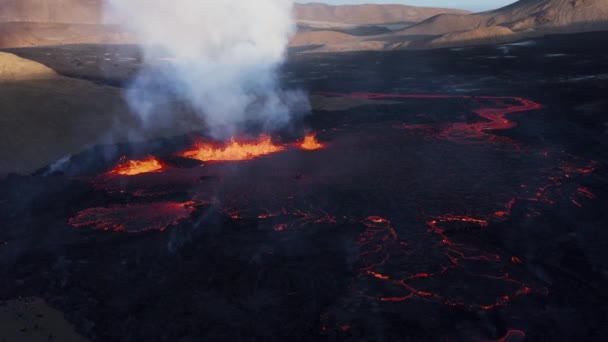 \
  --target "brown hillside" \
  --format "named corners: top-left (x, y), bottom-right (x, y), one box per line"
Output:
top-left (424, 26), bottom-right (517, 48)
top-left (0, 52), bottom-right (132, 175)
top-left (0, 0), bottom-right (105, 24)
top-left (400, 0), bottom-right (608, 36)
top-left (0, 1), bottom-right (470, 26)
top-left (0, 22), bottom-right (134, 48)
top-left (290, 31), bottom-right (354, 47)
top-left (293, 3), bottom-right (470, 25)
top-left (0, 50), bottom-right (57, 80)
top-left (0, 51), bottom-right (224, 175)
